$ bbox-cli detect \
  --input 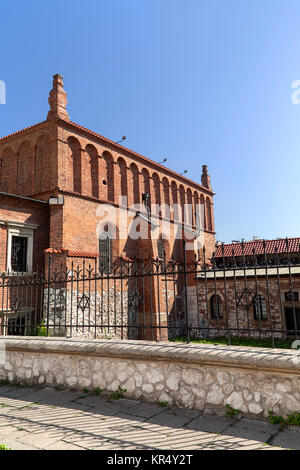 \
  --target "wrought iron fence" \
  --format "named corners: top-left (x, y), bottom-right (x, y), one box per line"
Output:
top-left (1, 239), bottom-right (300, 348)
